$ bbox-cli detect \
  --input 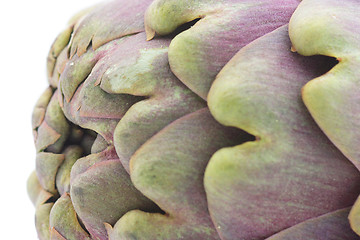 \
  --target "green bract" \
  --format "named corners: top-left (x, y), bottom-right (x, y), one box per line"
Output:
top-left (28, 0), bottom-right (360, 239)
